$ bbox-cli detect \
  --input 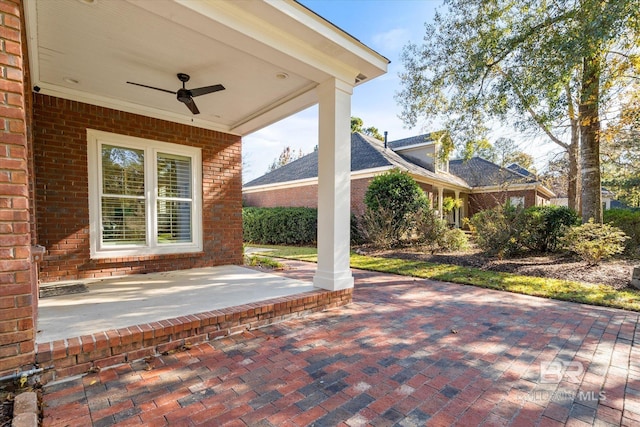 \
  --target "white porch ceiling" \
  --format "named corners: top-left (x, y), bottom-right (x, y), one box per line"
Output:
top-left (24, 0), bottom-right (388, 136)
